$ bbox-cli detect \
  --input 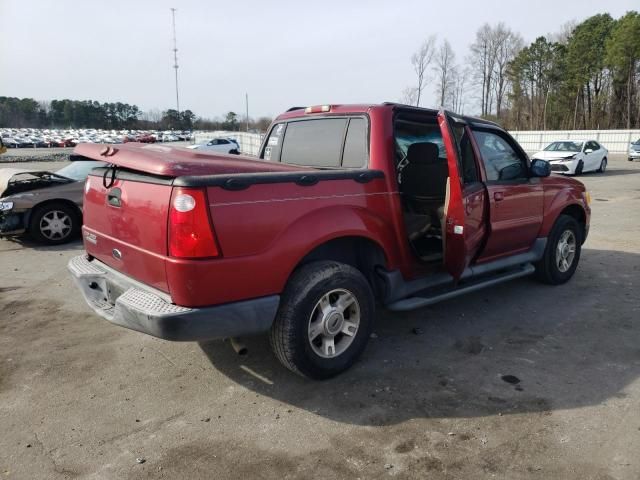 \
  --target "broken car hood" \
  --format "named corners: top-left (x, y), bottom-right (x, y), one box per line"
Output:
top-left (0, 168), bottom-right (69, 197)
